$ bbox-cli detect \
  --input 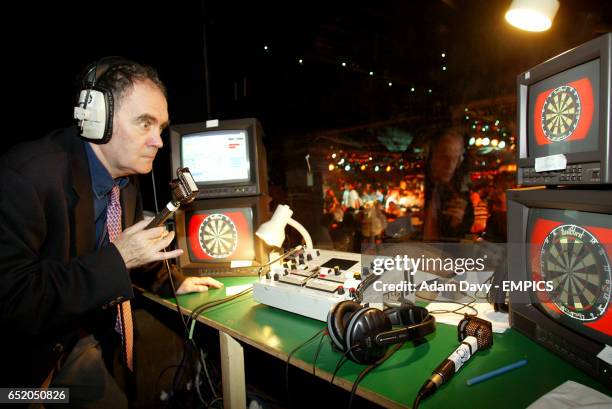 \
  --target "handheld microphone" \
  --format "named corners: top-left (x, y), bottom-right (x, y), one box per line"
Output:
top-left (146, 167), bottom-right (198, 228)
top-left (413, 315), bottom-right (493, 408)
